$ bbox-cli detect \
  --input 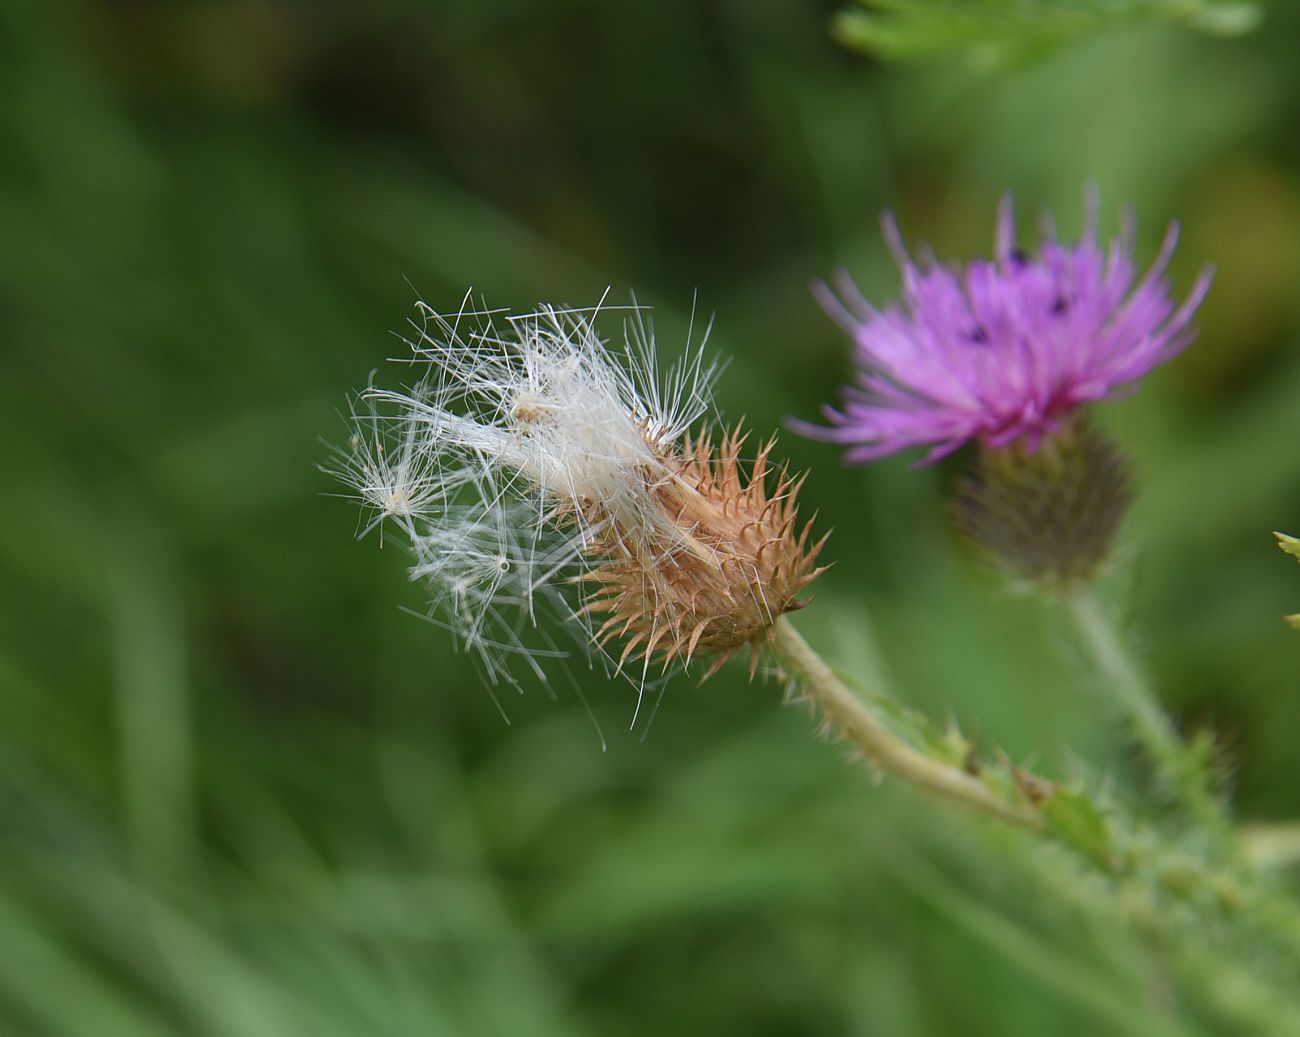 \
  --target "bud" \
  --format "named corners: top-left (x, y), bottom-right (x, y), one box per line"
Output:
top-left (948, 416), bottom-right (1132, 585)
